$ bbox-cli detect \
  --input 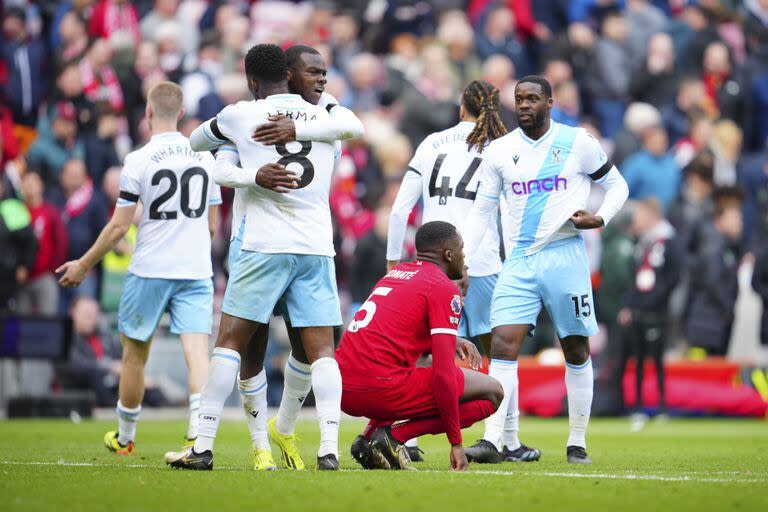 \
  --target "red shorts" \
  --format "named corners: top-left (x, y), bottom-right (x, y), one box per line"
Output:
top-left (341, 366), bottom-right (465, 421)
